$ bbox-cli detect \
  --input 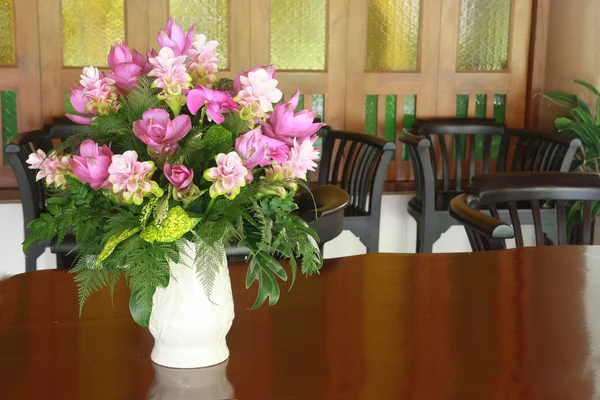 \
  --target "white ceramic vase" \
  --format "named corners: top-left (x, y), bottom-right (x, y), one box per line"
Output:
top-left (149, 241), bottom-right (235, 369)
